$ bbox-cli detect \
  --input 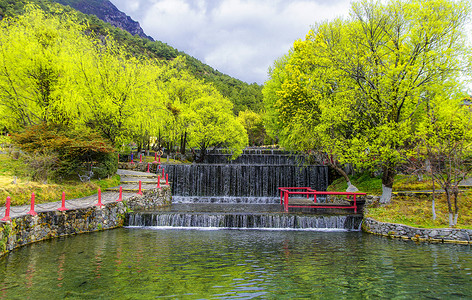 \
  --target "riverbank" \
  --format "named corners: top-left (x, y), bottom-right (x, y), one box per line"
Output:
top-left (1, 166), bottom-right (471, 257)
top-left (329, 174), bottom-right (472, 230)
top-left (0, 170), bottom-right (171, 257)
top-left (363, 217), bottom-right (472, 244)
